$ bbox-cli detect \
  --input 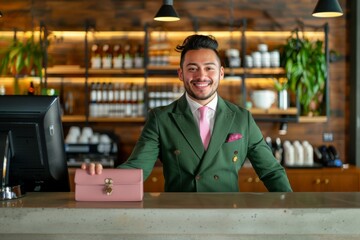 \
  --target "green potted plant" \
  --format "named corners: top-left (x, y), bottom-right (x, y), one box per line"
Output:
top-left (280, 32), bottom-right (327, 116)
top-left (0, 35), bottom-right (44, 94)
